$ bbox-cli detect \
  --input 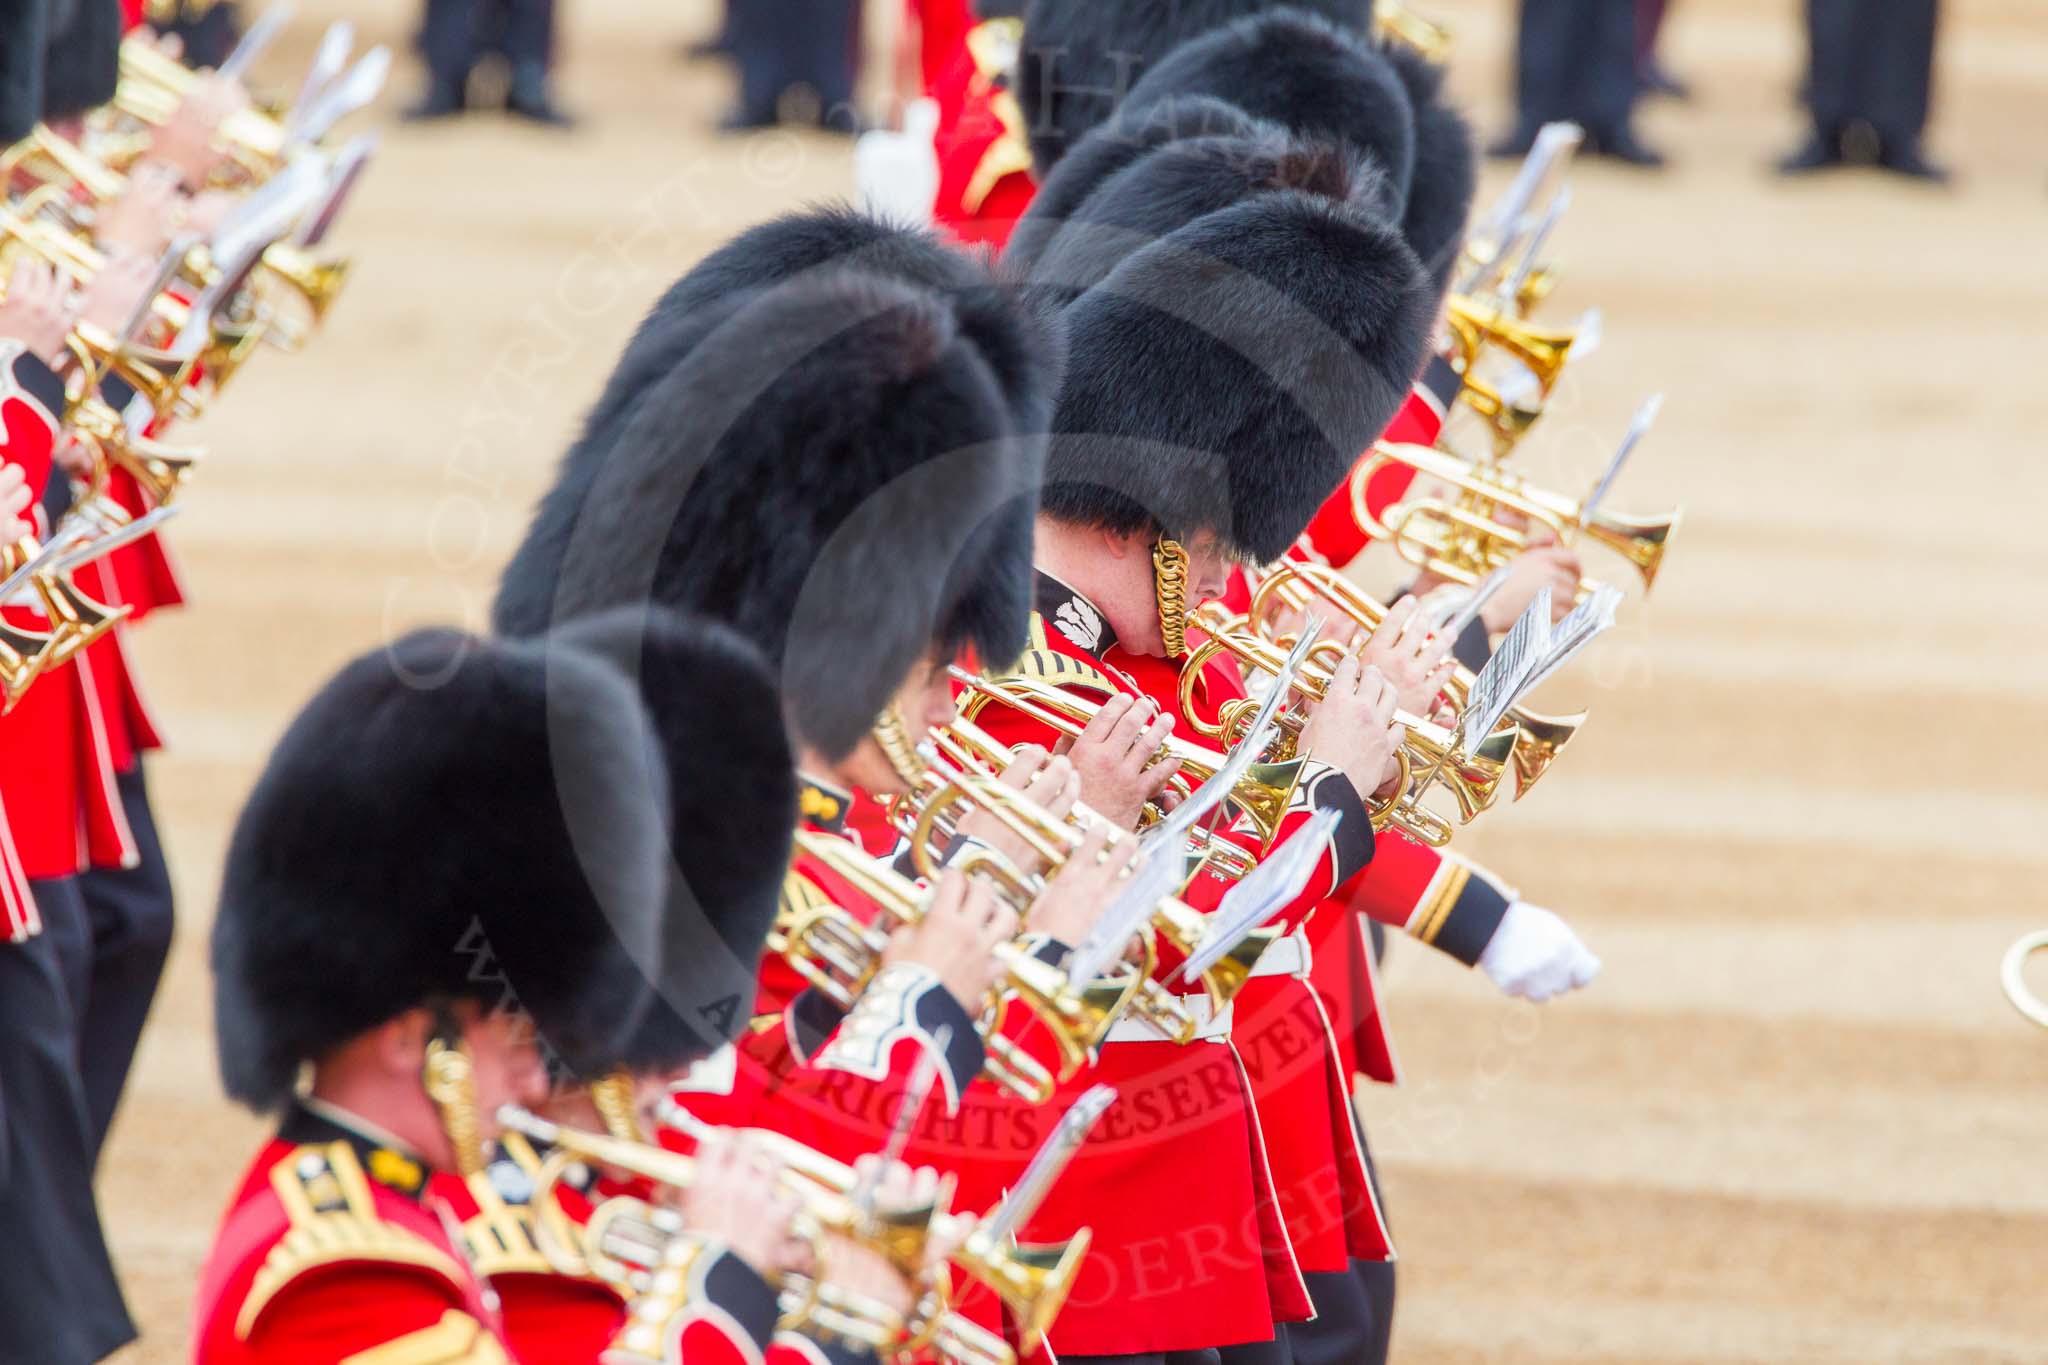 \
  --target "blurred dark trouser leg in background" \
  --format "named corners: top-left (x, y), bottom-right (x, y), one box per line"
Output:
top-left (1502, 0), bottom-right (1650, 161)
top-left (76, 764), bottom-right (175, 1160)
top-left (725, 0), bottom-right (861, 131)
top-left (410, 0), bottom-right (479, 117)
top-left (499, 0), bottom-right (570, 124)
